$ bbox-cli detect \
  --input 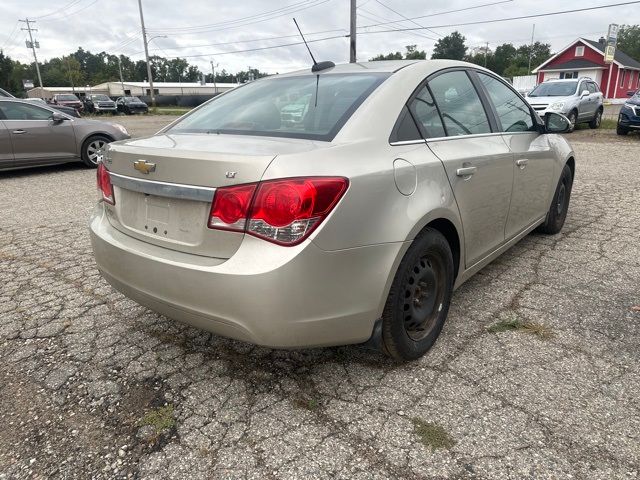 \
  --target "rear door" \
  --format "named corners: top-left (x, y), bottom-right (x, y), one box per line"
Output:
top-left (412, 69), bottom-right (514, 267)
top-left (474, 71), bottom-right (555, 239)
top-left (577, 80), bottom-right (595, 120)
top-left (0, 101), bottom-right (77, 161)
